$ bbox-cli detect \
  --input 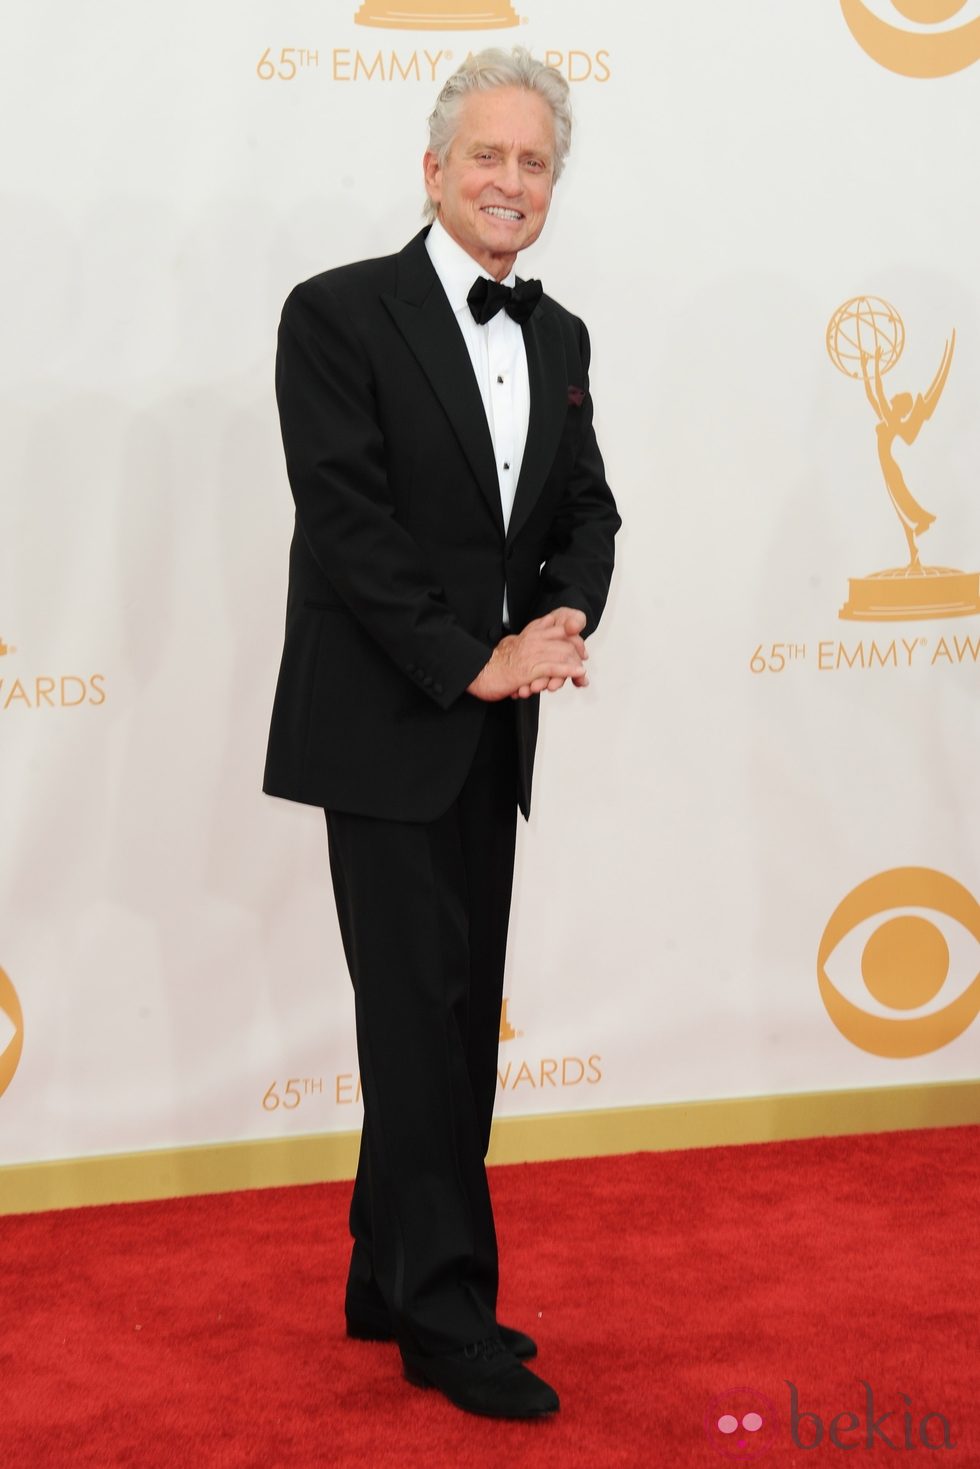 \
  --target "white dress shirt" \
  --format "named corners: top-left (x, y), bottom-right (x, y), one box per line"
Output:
top-left (425, 218), bottom-right (531, 627)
